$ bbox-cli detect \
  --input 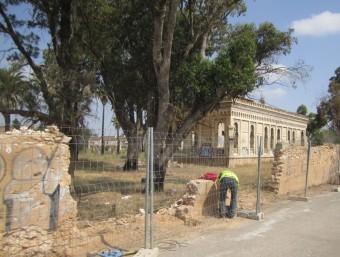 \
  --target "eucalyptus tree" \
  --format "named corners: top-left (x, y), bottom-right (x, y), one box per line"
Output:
top-left (308, 67), bottom-right (340, 142)
top-left (325, 67), bottom-right (340, 134)
top-left (149, 0), bottom-right (312, 191)
top-left (0, 0), bottom-right (97, 178)
top-left (78, 0), bottom-right (152, 170)
top-left (77, 0), bottom-right (311, 190)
